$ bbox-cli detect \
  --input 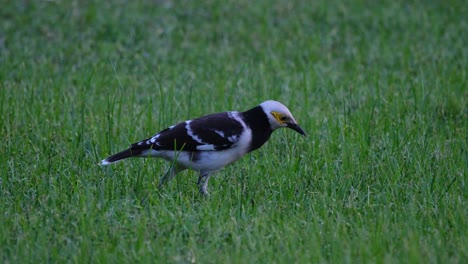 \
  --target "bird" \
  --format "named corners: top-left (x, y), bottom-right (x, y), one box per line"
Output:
top-left (100, 100), bottom-right (306, 195)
